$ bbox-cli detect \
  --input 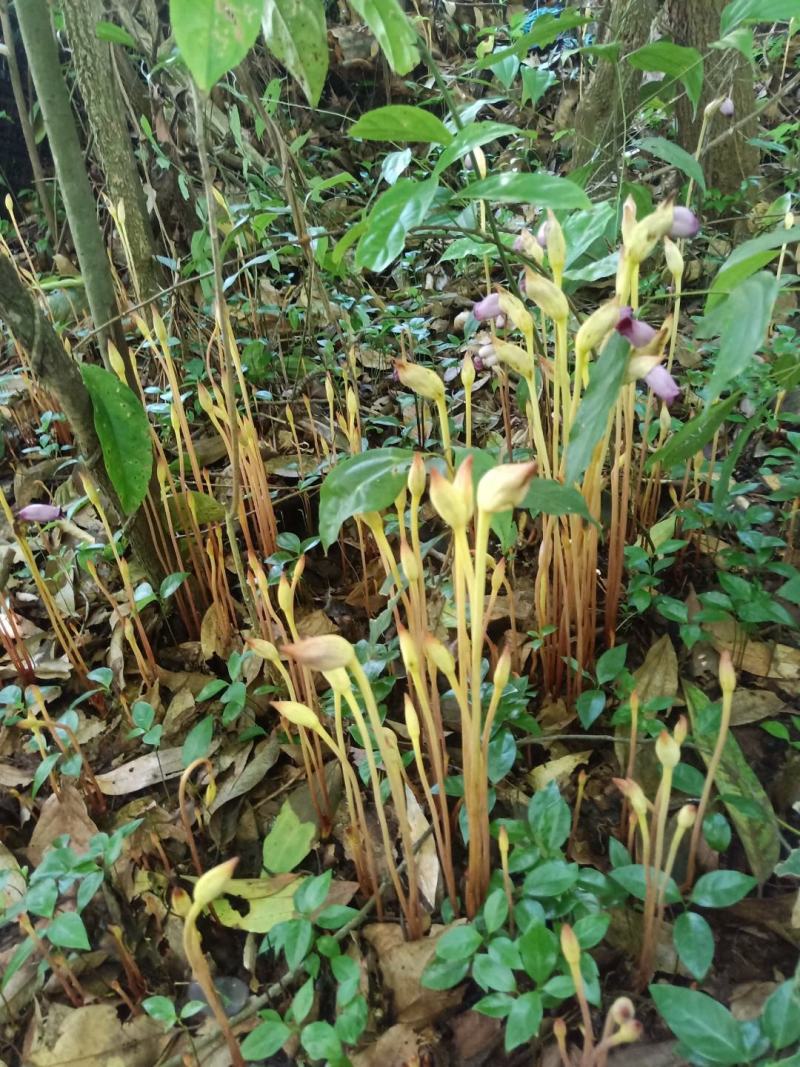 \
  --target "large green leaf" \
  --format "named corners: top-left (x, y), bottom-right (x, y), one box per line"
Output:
top-left (523, 480), bottom-right (595, 524)
top-left (350, 105), bottom-right (452, 145)
top-left (649, 392), bottom-right (740, 471)
top-left (649, 985), bottom-right (746, 1065)
top-left (683, 680), bottom-right (779, 883)
top-left (697, 272), bottom-right (779, 405)
top-left (459, 172), bottom-right (590, 210)
top-left (706, 224), bottom-right (800, 310)
top-left (627, 41), bottom-right (704, 114)
top-left (355, 178), bottom-right (438, 272)
top-left (474, 12), bottom-right (589, 68)
top-left (170, 0), bottom-right (262, 91)
top-left (638, 136), bottom-right (706, 192)
top-left (565, 333), bottom-right (629, 486)
top-left (318, 448), bottom-right (416, 549)
top-left (348, 0), bottom-right (419, 74)
top-left (721, 0), bottom-right (800, 34)
top-left (81, 365), bottom-right (153, 514)
top-left (434, 122), bottom-right (520, 176)
top-left (262, 0), bottom-right (328, 105)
